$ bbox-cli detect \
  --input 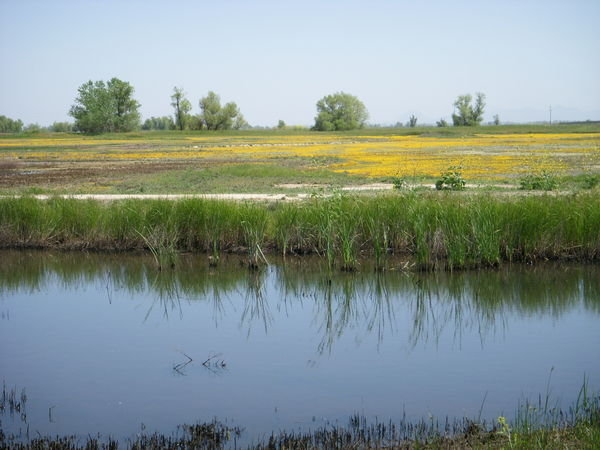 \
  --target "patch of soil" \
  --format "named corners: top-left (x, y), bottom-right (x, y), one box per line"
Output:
top-left (0, 160), bottom-right (207, 187)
